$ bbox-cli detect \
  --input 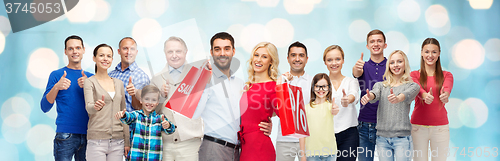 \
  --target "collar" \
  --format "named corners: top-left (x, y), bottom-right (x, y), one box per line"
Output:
top-left (115, 62), bottom-right (139, 72)
top-left (213, 65), bottom-right (235, 79)
top-left (291, 71), bottom-right (311, 81)
top-left (169, 64), bottom-right (185, 73)
top-left (137, 109), bottom-right (158, 117)
top-left (367, 57), bottom-right (387, 66)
